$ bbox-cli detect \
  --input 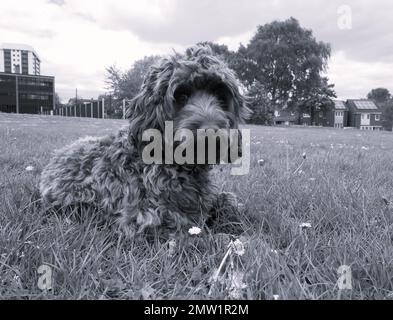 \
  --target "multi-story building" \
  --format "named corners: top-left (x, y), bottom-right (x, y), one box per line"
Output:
top-left (0, 43), bottom-right (54, 114)
top-left (346, 99), bottom-right (383, 131)
top-left (0, 43), bottom-right (41, 75)
top-left (315, 100), bottom-right (348, 128)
